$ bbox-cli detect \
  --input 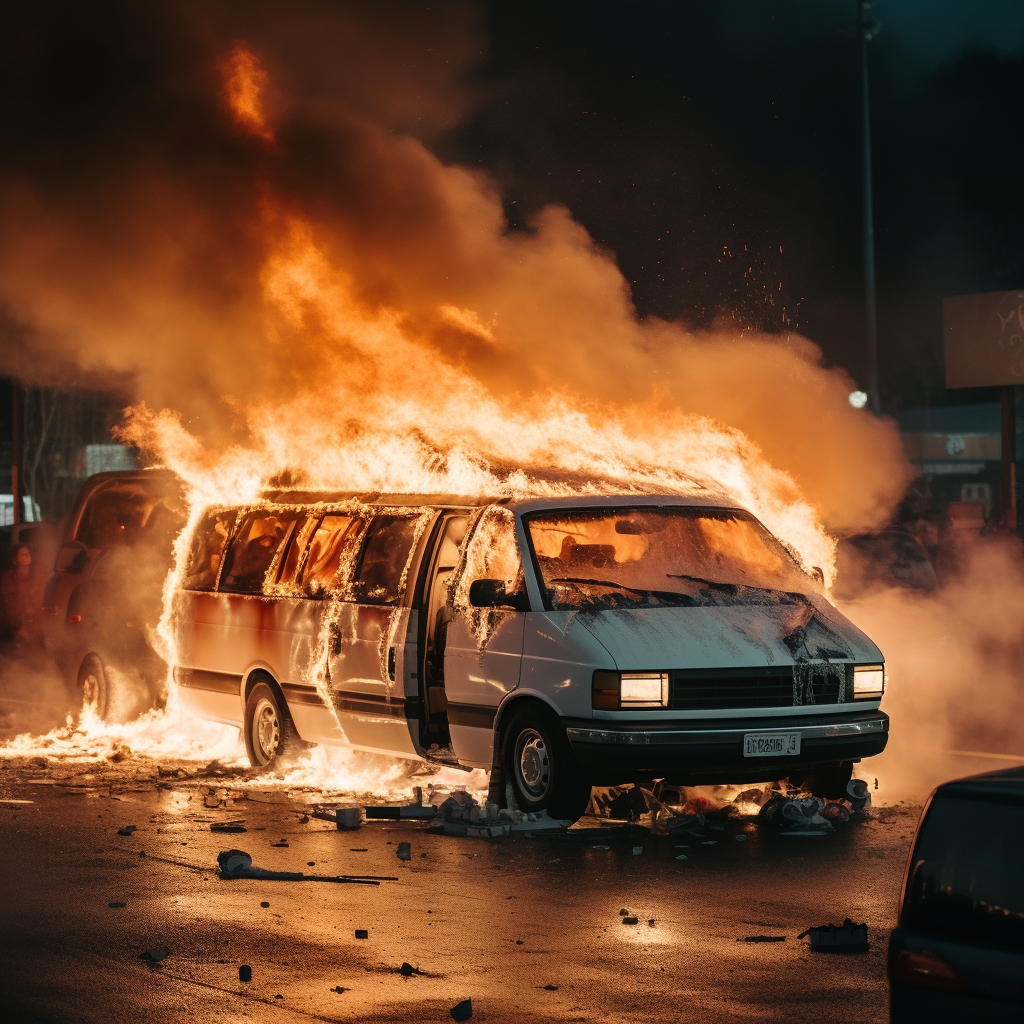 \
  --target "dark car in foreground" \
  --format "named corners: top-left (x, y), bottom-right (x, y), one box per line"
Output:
top-left (888, 766), bottom-right (1024, 1022)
